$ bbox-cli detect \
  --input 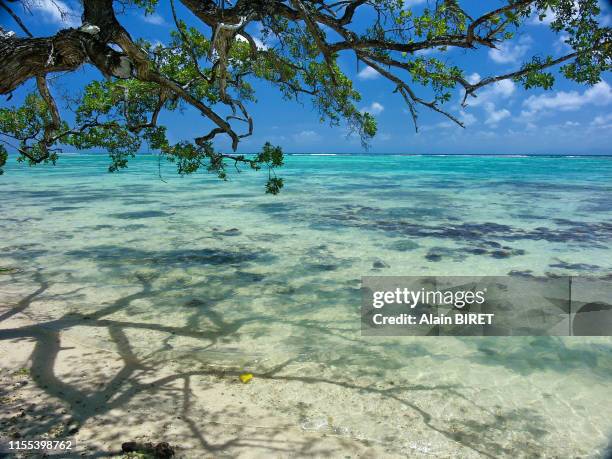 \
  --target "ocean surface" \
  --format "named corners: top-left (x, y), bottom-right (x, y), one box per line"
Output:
top-left (1, 154), bottom-right (611, 456)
